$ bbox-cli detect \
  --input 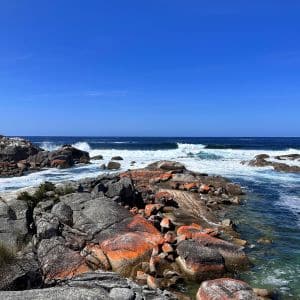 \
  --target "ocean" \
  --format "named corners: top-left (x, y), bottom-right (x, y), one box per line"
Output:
top-left (1, 137), bottom-right (300, 298)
